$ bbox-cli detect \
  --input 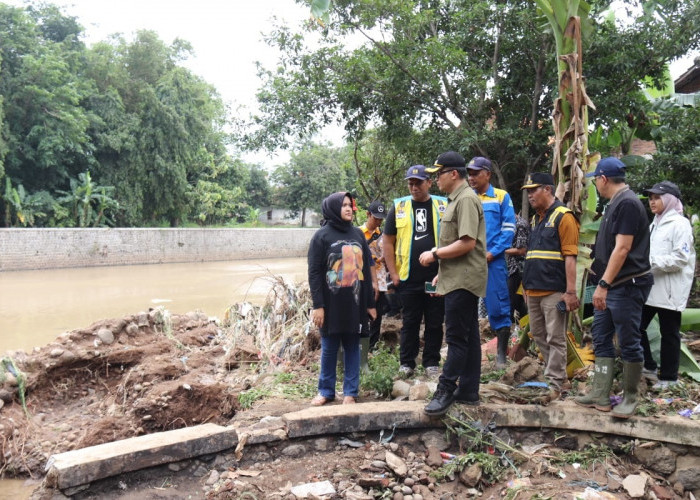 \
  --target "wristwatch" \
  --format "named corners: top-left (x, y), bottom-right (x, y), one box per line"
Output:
top-left (598, 279), bottom-right (610, 289)
top-left (431, 247), bottom-right (440, 261)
